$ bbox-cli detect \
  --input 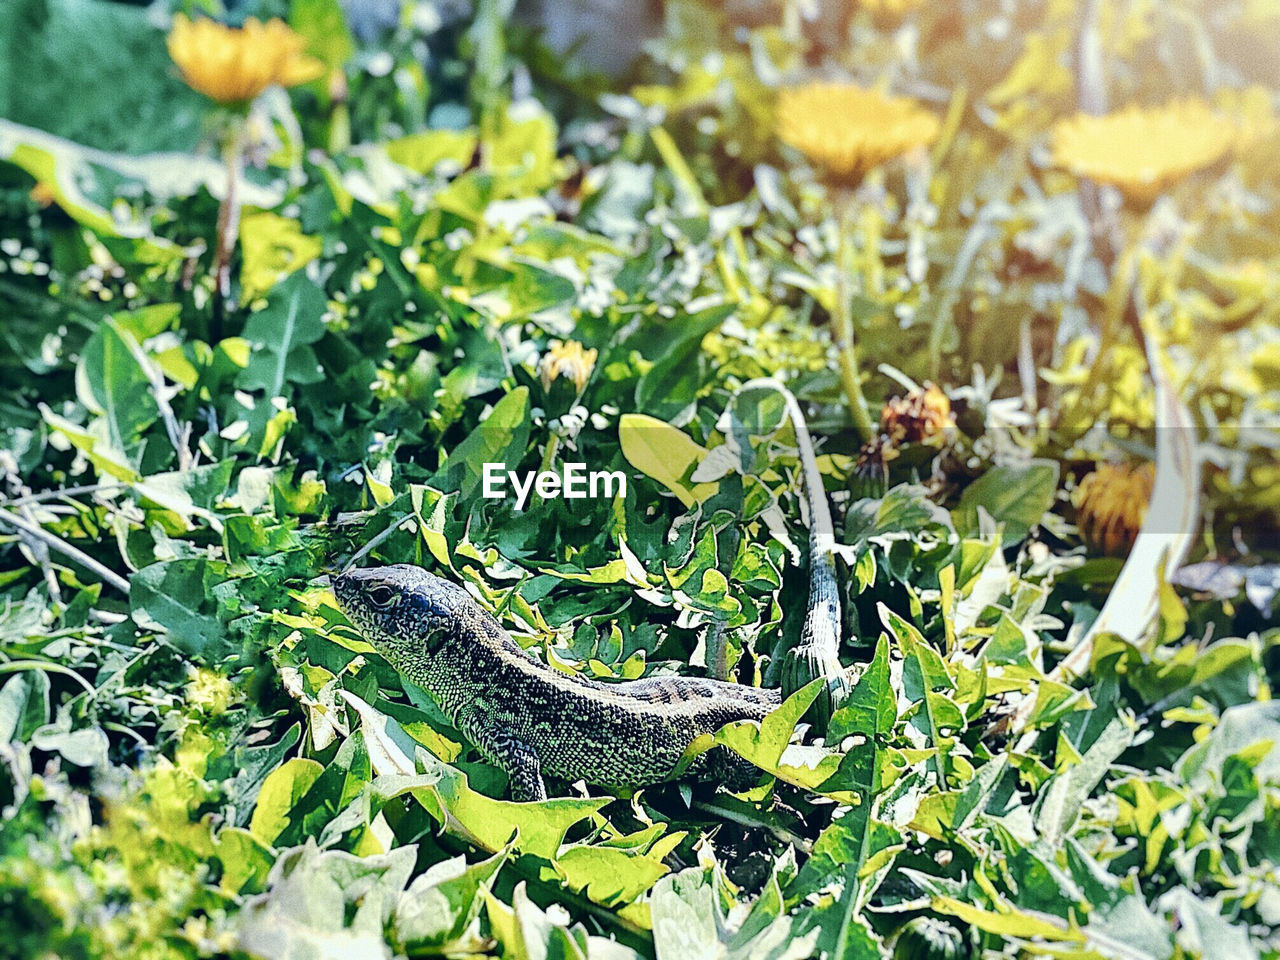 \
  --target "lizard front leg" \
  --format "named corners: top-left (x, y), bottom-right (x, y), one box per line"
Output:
top-left (457, 710), bottom-right (547, 802)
